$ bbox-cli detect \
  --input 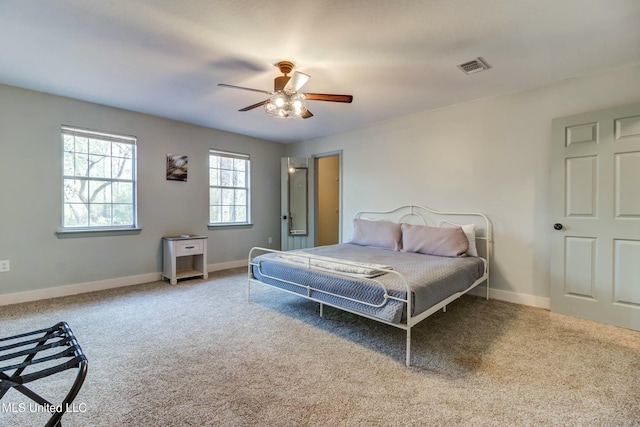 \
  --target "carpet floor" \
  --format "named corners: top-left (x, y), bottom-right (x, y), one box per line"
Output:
top-left (1, 268), bottom-right (639, 426)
